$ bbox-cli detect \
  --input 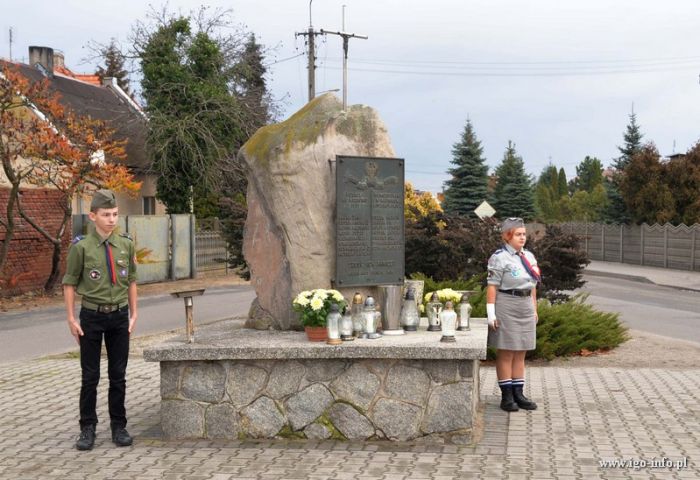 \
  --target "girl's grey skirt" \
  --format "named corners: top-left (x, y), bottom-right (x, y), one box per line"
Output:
top-left (487, 292), bottom-right (536, 351)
